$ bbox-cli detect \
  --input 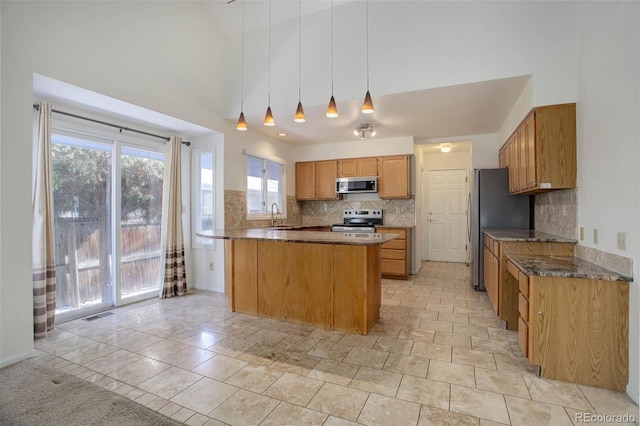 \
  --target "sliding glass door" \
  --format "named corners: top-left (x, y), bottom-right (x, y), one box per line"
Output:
top-left (51, 133), bottom-right (164, 321)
